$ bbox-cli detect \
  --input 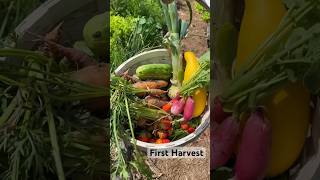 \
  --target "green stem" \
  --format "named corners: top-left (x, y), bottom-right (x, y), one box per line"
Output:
top-left (0, 94), bottom-right (18, 126)
top-left (43, 88), bottom-right (65, 180)
top-left (0, 48), bottom-right (51, 64)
